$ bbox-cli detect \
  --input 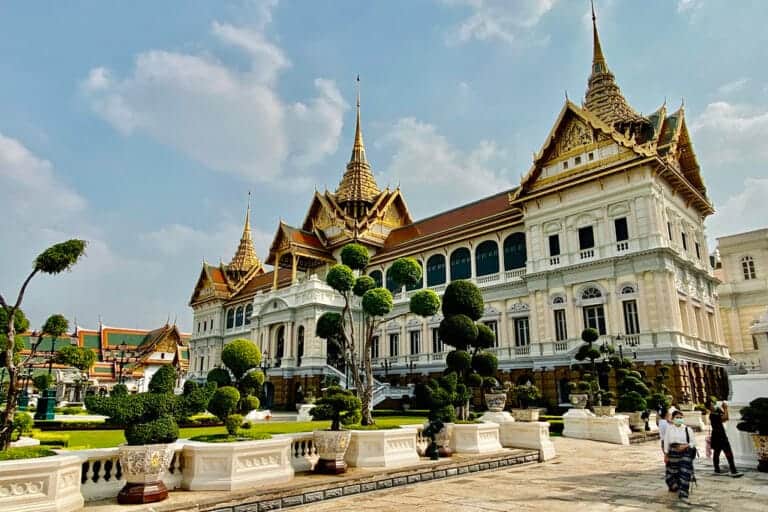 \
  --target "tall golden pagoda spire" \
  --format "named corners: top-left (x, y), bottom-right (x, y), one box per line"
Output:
top-left (229, 192), bottom-right (261, 273)
top-left (584, 1), bottom-right (643, 127)
top-left (336, 76), bottom-right (380, 206)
